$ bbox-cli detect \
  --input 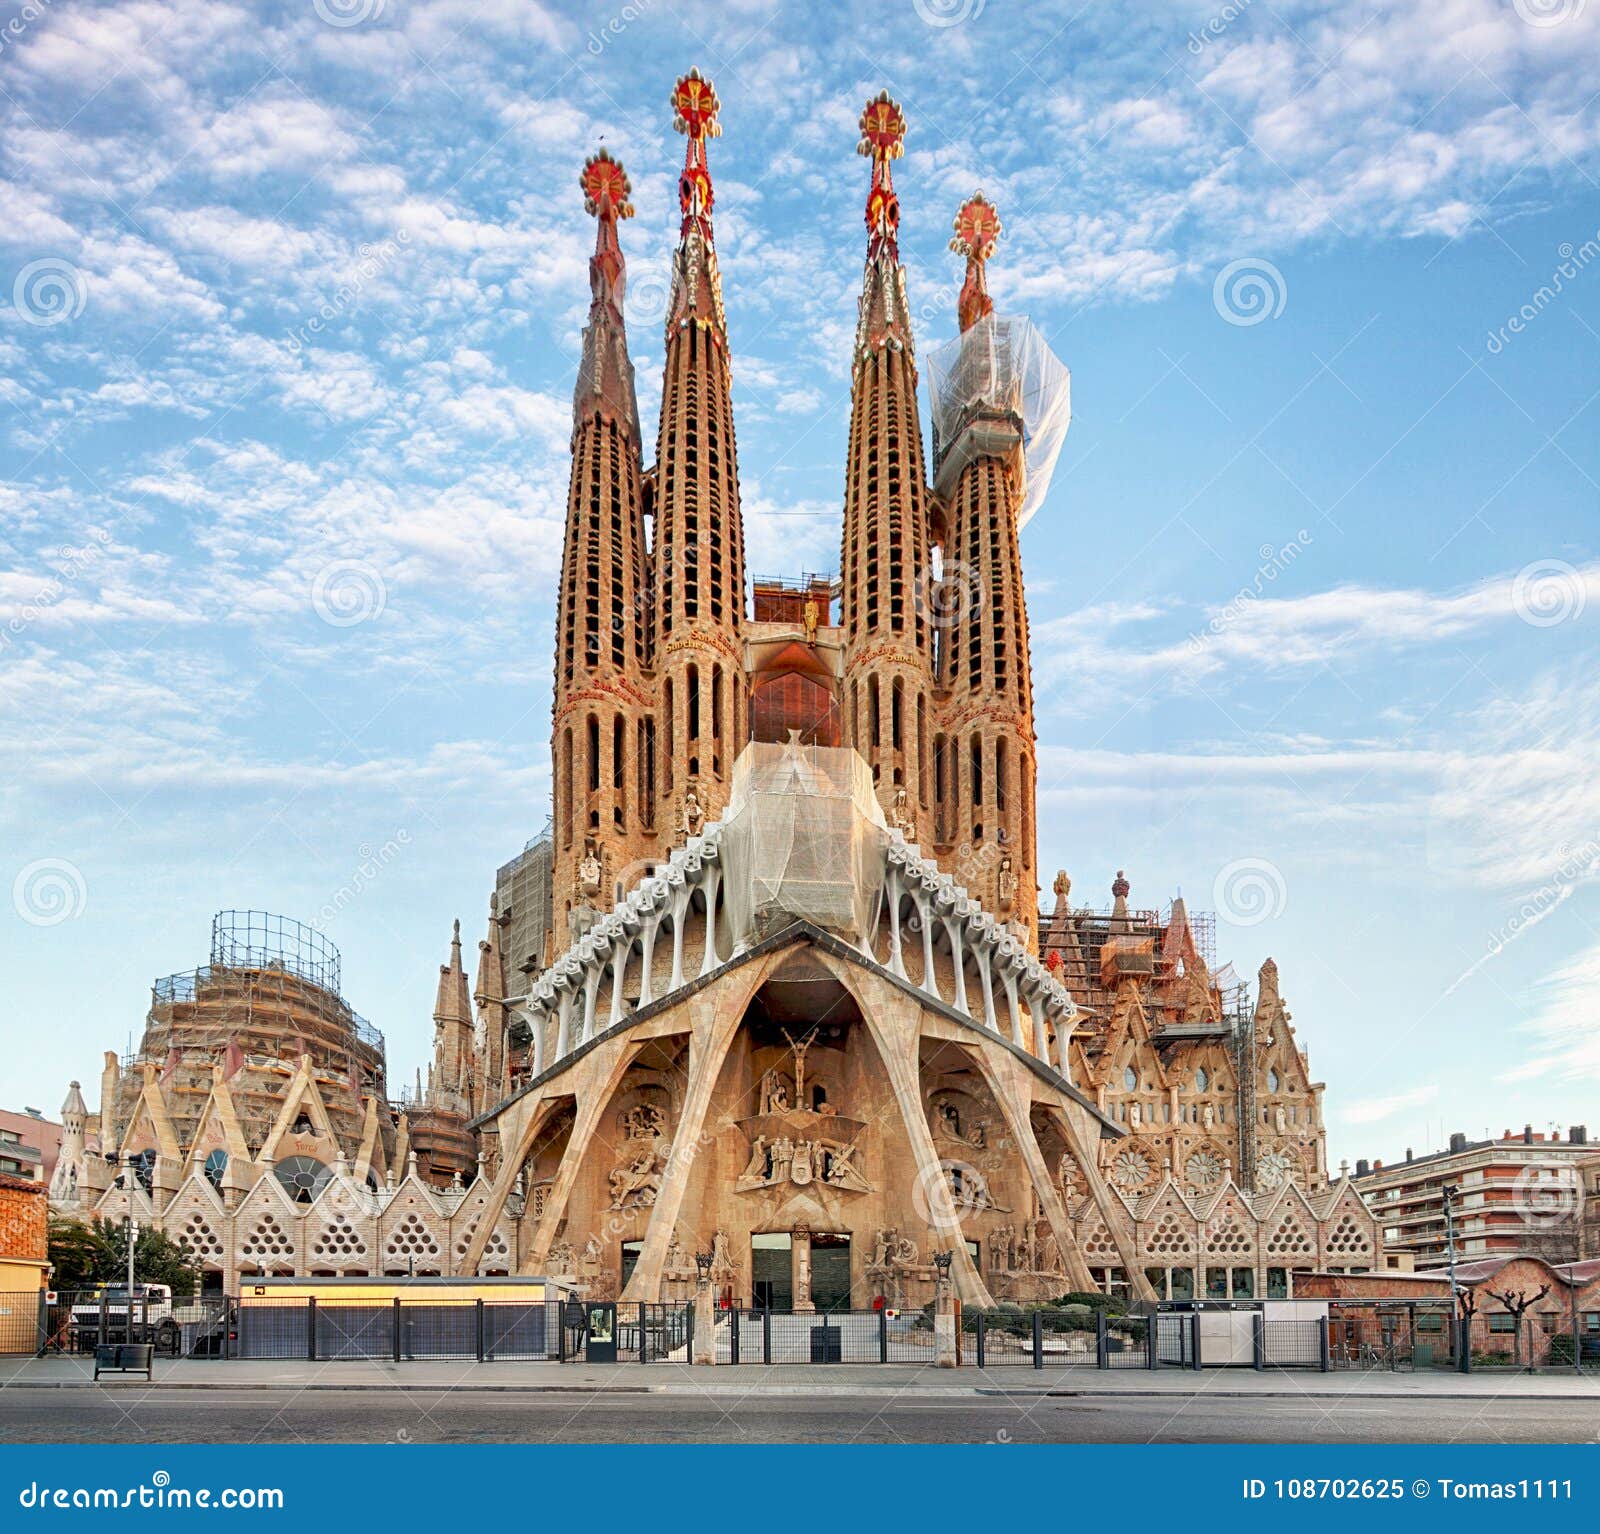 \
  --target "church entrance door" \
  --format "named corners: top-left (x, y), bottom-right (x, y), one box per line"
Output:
top-left (809, 1233), bottom-right (852, 1312)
